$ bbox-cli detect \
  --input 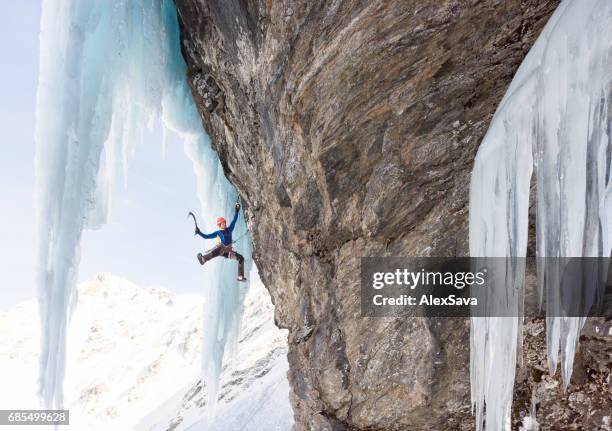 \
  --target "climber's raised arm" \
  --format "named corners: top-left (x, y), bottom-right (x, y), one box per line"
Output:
top-left (228, 202), bottom-right (240, 232)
